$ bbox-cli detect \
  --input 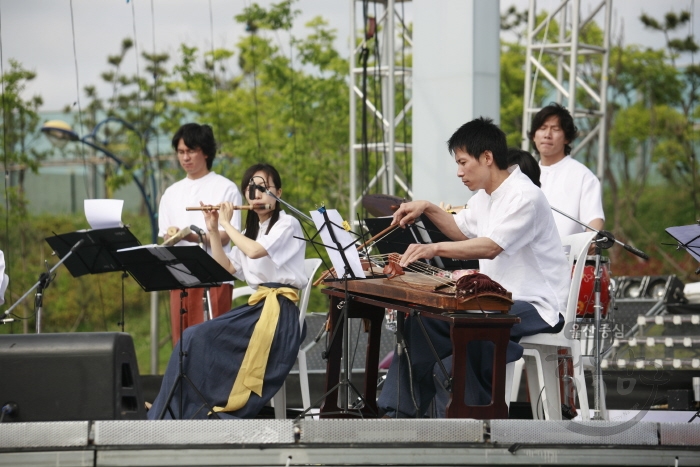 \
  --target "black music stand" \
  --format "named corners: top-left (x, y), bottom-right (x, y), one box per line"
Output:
top-left (299, 208), bottom-right (376, 418)
top-left (45, 227), bottom-right (140, 277)
top-left (115, 245), bottom-right (234, 419)
top-left (115, 245), bottom-right (233, 293)
top-left (45, 227), bottom-right (141, 331)
top-left (666, 223), bottom-right (700, 274)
